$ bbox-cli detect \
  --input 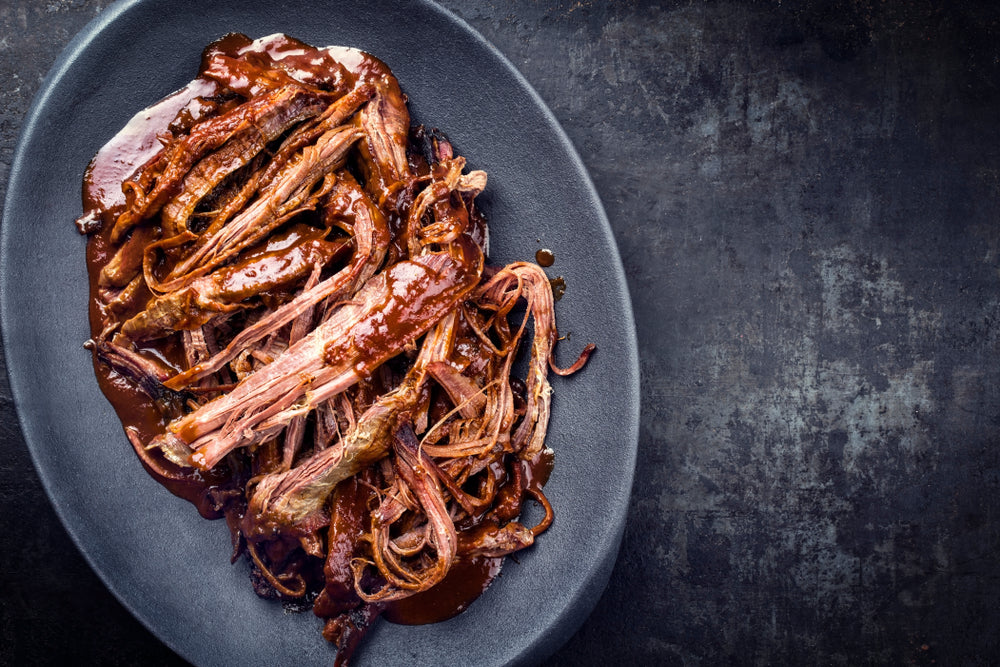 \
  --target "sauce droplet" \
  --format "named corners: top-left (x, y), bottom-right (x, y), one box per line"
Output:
top-left (535, 248), bottom-right (555, 267)
top-left (550, 276), bottom-right (566, 301)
